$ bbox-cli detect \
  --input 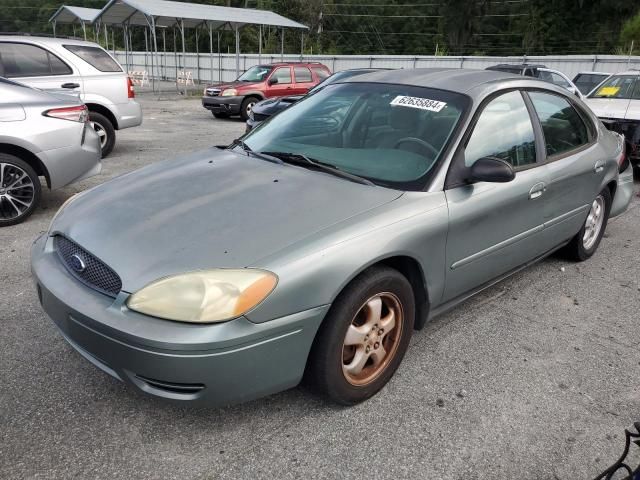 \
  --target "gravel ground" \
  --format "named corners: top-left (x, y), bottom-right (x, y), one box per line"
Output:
top-left (1, 96), bottom-right (639, 480)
